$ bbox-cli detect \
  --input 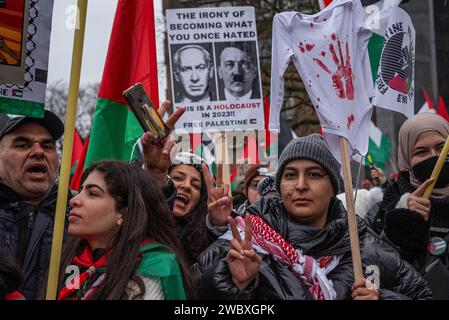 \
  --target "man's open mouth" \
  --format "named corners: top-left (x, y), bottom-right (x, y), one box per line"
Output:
top-left (25, 163), bottom-right (48, 175)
